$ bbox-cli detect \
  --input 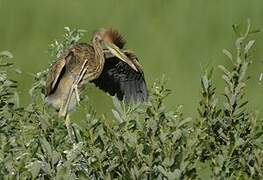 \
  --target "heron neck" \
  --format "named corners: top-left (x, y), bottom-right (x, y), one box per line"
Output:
top-left (93, 40), bottom-right (105, 71)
